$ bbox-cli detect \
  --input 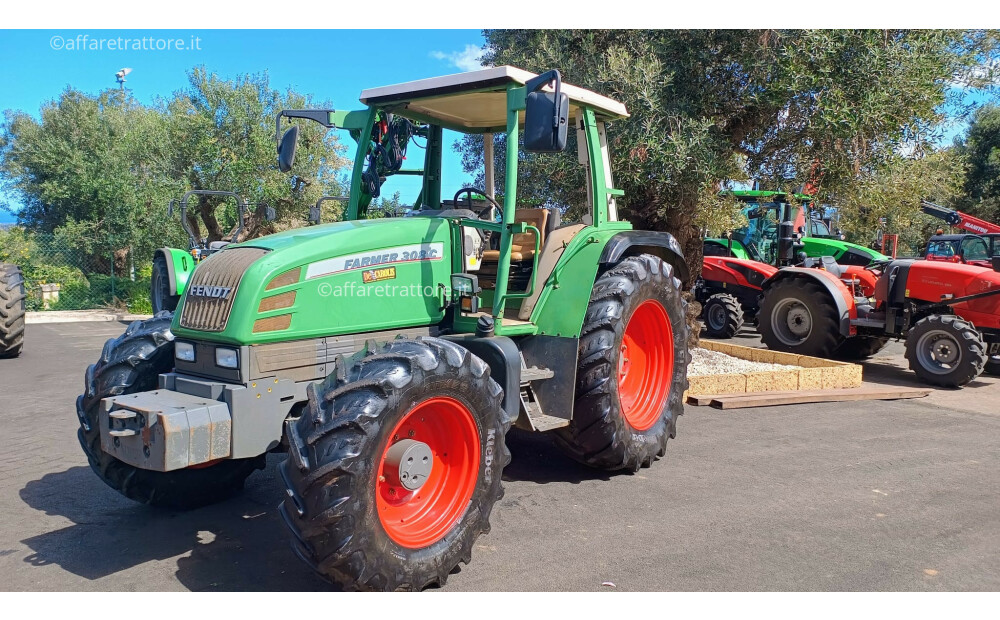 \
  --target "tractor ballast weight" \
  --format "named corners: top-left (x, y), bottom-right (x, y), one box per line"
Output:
top-left (77, 66), bottom-right (691, 591)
